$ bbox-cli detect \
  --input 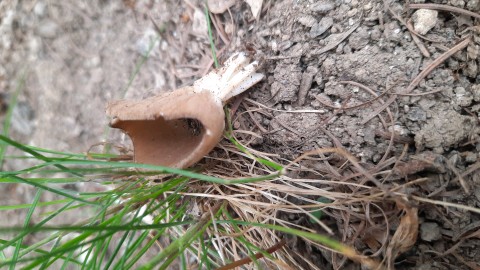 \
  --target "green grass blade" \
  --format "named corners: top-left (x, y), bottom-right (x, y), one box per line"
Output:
top-left (205, 4), bottom-right (219, 68)
top-left (4, 175), bottom-right (98, 206)
top-left (224, 109), bottom-right (284, 172)
top-left (138, 203), bottom-right (223, 269)
top-left (0, 69), bottom-right (27, 168)
top-left (0, 200), bottom-right (75, 251)
top-left (43, 159), bottom-right (281, 184)
top-left (103, 204), bottom-right (144, 270)
top-left (0, 239), bottom-right (83, 268)
top-left (10, 189), bottom-right (42, 270)
top-left (0, 135), bottom-right (82, 177)
top-left (0, 222), bottom-right (193, 235)
top-left (59, 250), bottom-right (75, 270)
top-left (120, 184), bottom-right (188, 269)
